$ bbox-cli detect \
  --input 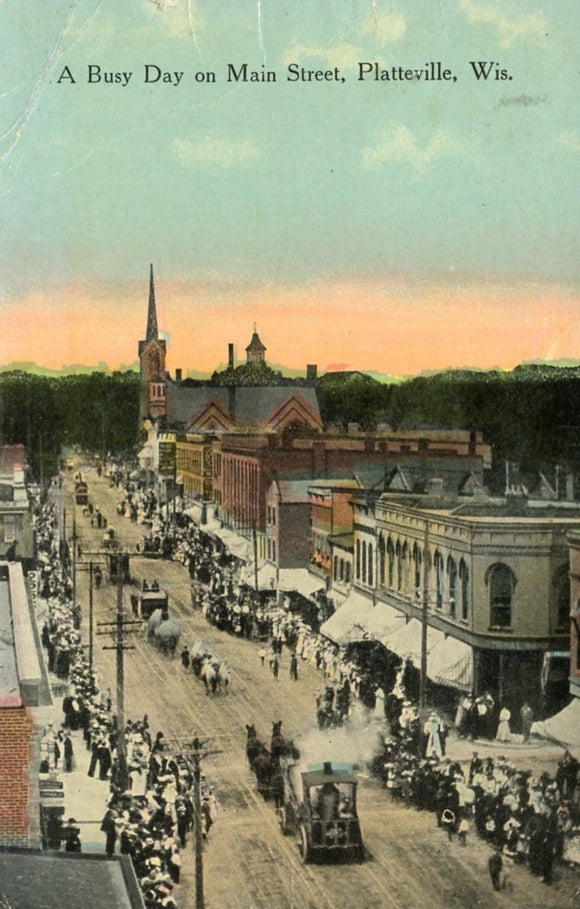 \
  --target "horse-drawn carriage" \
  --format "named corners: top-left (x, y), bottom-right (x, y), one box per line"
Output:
top-left (74, 479), bottom-right (89, 506)
top-left (139, 580), bottom-right (168, 619)
top-left (279, 759), bottom-right (364, 864)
